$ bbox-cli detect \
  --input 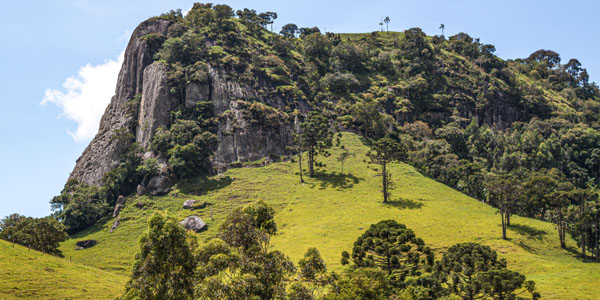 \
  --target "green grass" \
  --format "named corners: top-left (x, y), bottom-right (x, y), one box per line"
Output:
top-left (0, 239), bottom-right (126, 299)
top-left (51, 132), bottom-right (600, 299)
